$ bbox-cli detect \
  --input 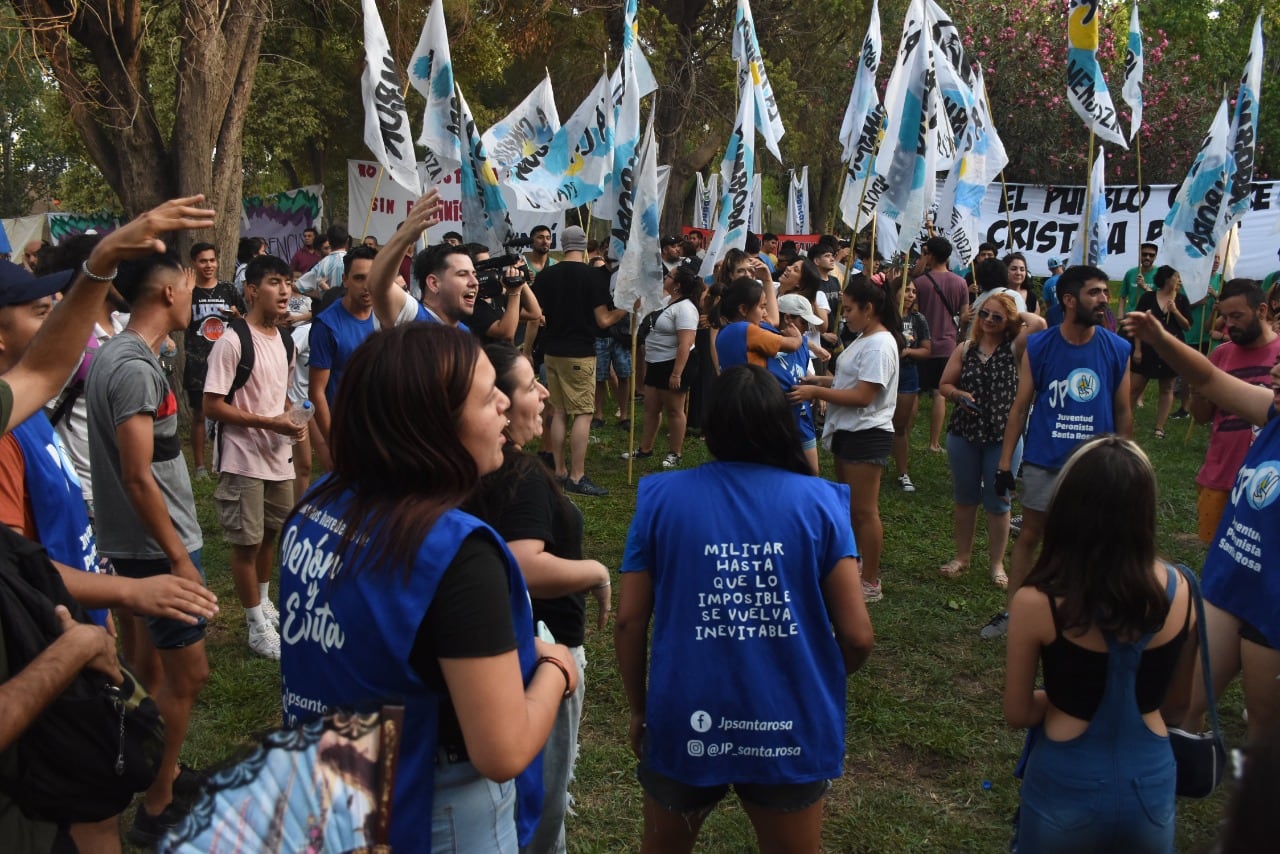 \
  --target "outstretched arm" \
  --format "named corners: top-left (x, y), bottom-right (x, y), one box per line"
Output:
top-left (369, 189), bottom-right (442, 329)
